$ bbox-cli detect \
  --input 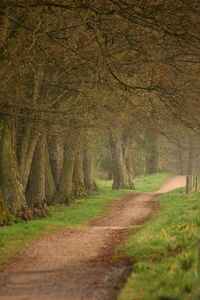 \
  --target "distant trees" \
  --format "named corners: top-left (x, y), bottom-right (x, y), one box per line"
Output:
top-left (159, 127), bottom-right (200, 176)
